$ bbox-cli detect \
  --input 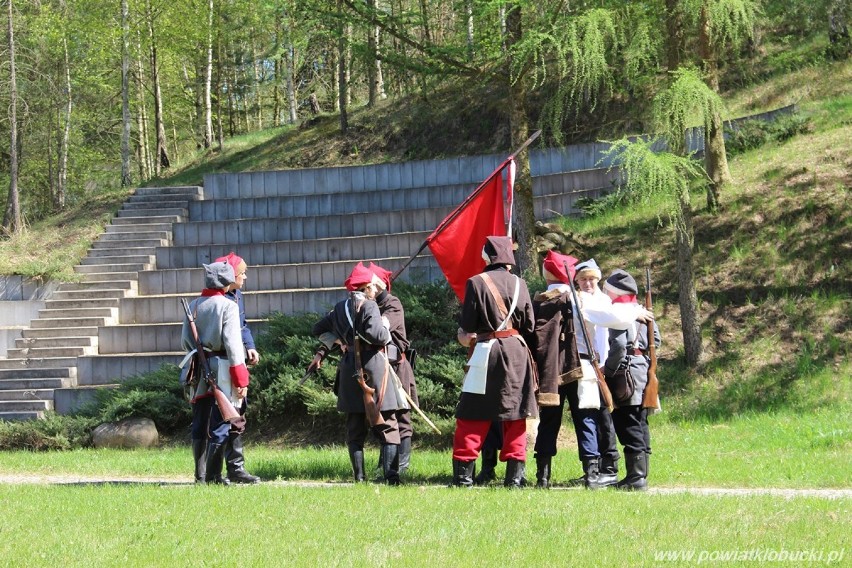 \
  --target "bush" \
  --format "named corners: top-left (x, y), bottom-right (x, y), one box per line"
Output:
top-left (0, 414), bottom-right (97, 451)
top-left (725, 113), bottom-right (810, 156)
